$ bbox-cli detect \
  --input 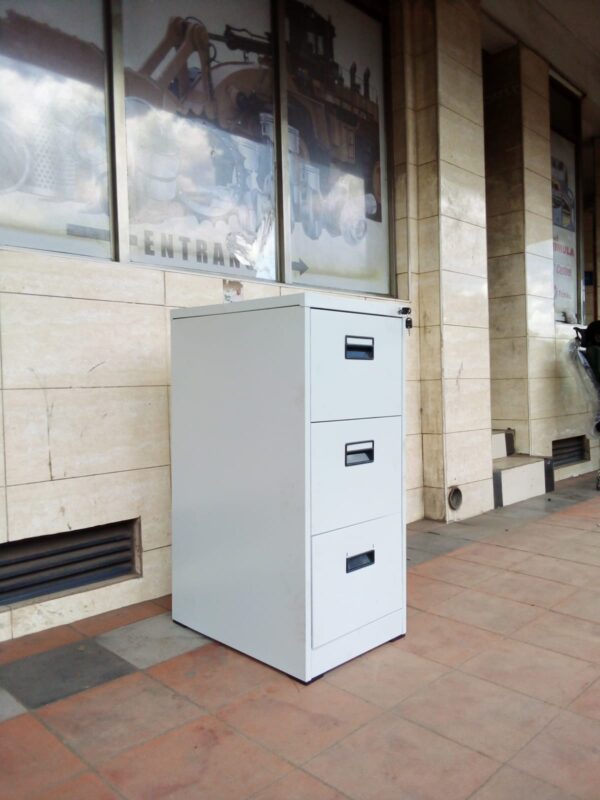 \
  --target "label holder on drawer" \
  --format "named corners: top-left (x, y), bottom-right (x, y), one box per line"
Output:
top-left (345, 440), bottom-right (375, 466)
top-left (345, 335), bottom-right (374, 360)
